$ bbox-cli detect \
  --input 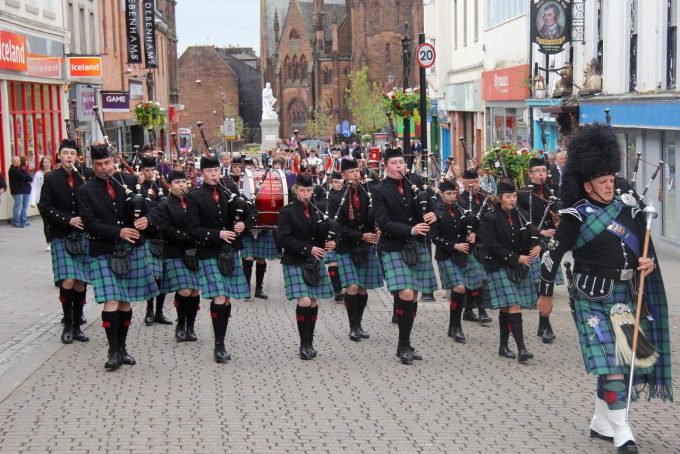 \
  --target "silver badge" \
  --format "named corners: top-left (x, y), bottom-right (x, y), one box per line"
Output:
top-left (548, 238), bottom-right (559, 250)
top-left (621, 193), bottom-right (637, 207)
